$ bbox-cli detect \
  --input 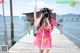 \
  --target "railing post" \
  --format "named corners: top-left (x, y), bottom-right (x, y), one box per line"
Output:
top-left (60, 22), bottom-right (62, 35)
top-left (2, 1), bottom-right (8, 45)
top-left (29, 22), bottom-right (30, 34)
top-left (59, 18), bottom-right (63, 35)
top-left (10, 0), bottom-right (16, 46)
